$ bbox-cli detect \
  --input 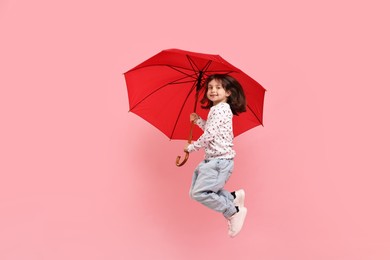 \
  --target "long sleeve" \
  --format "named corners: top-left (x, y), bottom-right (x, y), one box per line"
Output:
top-left (195, 117), bottom-right (206, 131)
top-left (188, 113), bottom-right (219, 152)
top-left (186, 103), bottom-right (235, 159)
